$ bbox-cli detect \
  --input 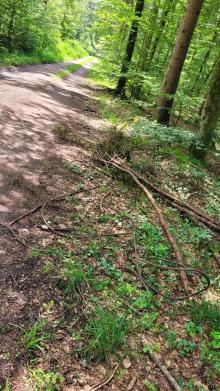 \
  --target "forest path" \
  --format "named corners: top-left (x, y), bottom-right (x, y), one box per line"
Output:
top-left (0, 57), bottom-right (104, 274)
